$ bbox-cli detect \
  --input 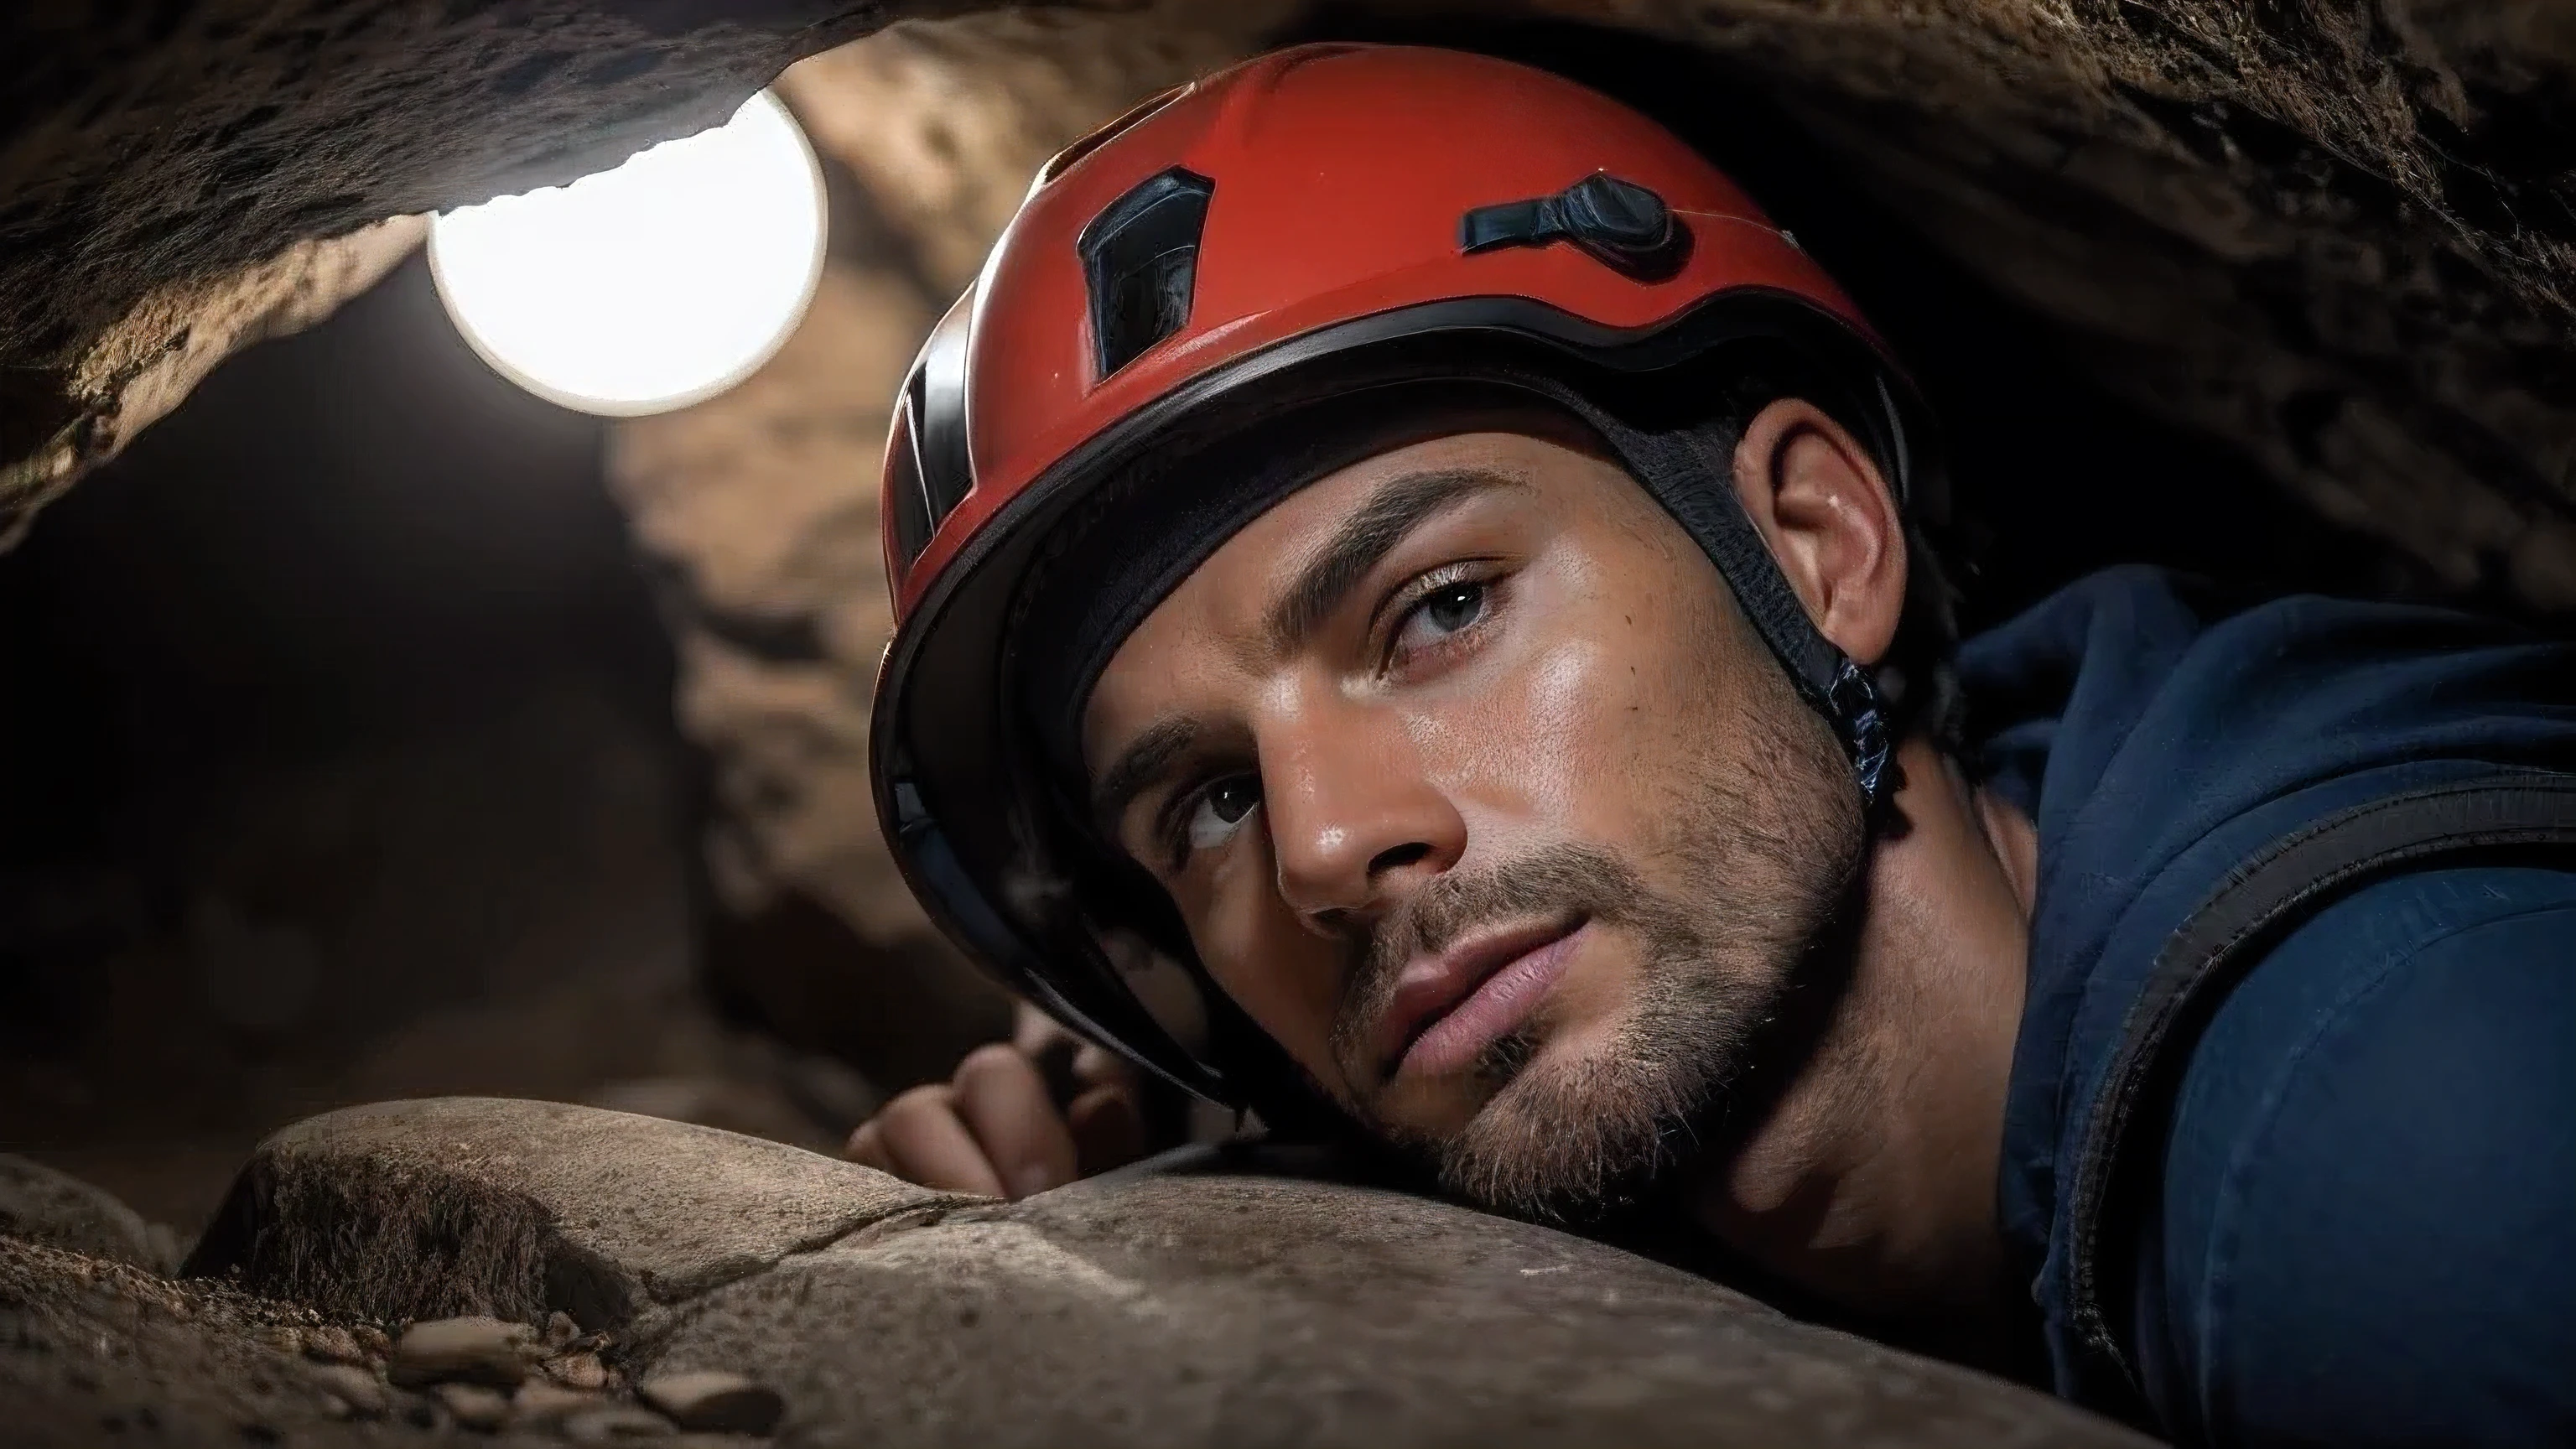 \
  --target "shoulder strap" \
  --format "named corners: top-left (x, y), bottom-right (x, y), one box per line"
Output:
top-left (2063, 770), bottom-right (2576, 1396)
